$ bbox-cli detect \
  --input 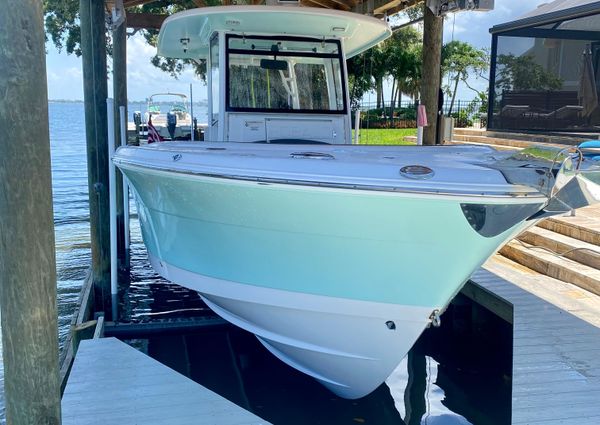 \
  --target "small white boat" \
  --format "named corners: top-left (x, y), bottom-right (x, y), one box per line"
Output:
top-left (114, 5), bottom-right (600, 399)
top-left (138, 93), bottom-right (193, 141)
